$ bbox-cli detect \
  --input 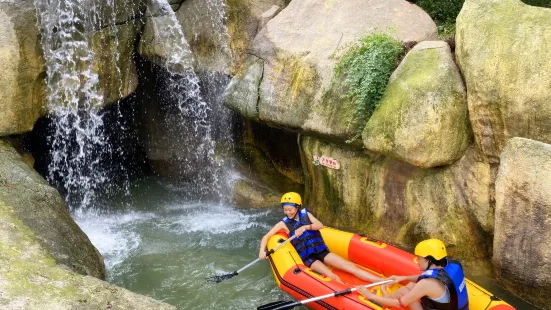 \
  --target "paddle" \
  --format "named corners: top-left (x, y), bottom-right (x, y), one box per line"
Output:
top-left (206, 234), bottom-right (298, 283)
top-left (257, 279), bottom-right (394, 310)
